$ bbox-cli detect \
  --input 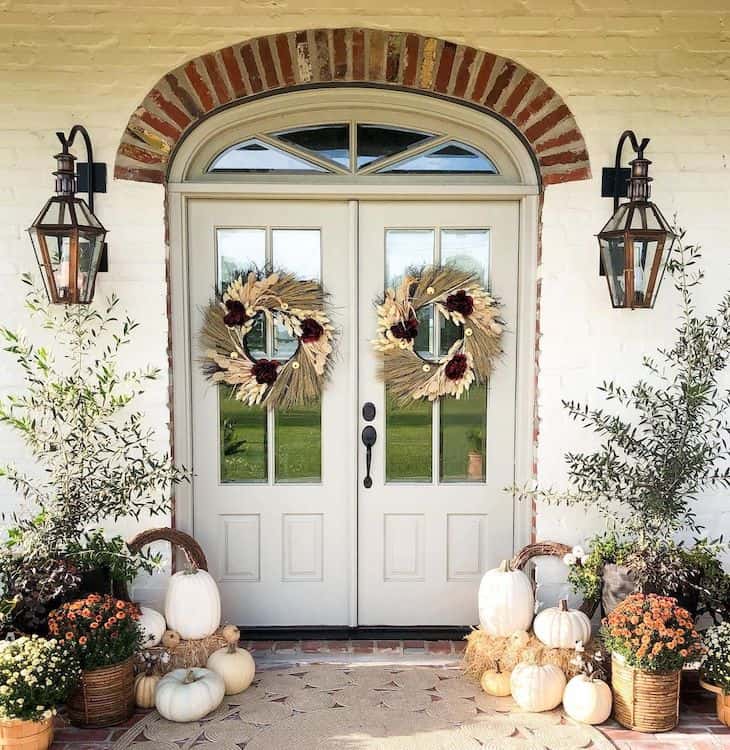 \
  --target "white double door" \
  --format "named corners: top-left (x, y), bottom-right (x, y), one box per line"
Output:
top-left (188, 198), bottom-right (519, 627)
